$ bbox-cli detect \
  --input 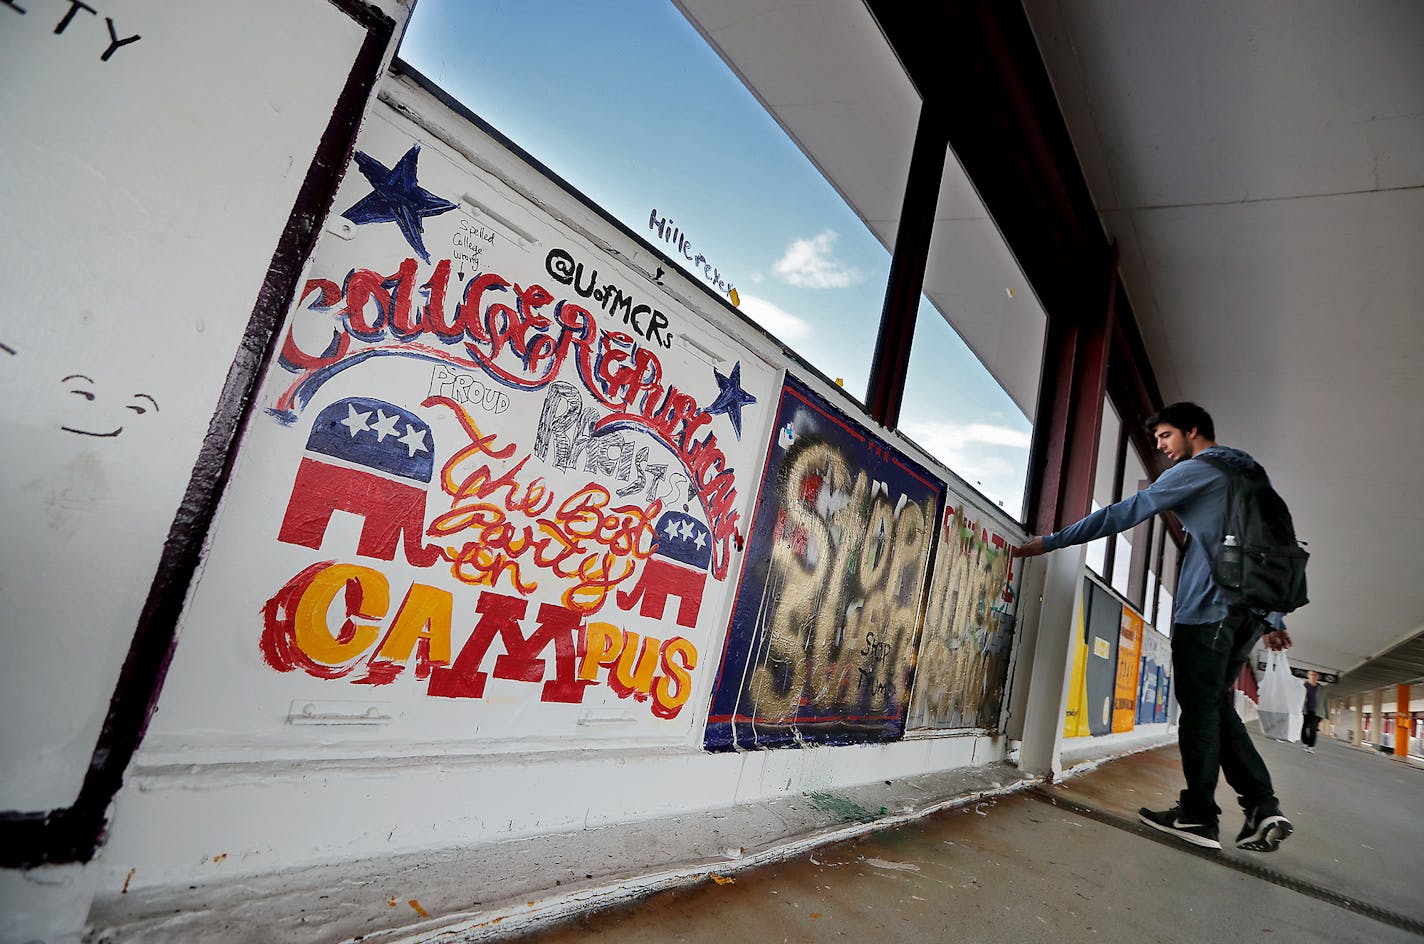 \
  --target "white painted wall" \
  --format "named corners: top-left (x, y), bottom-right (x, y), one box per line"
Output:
top-left (0, 0), bottom-right (368, 812)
